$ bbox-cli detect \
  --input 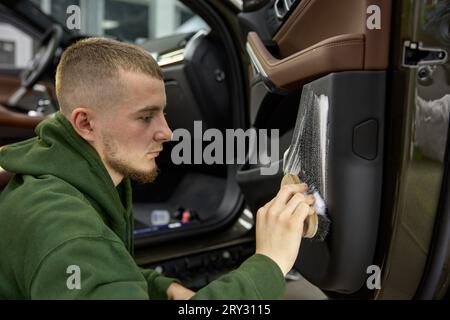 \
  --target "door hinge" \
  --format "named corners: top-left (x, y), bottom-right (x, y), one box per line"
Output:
top-left (402, 40), bottom-right (448, 68)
